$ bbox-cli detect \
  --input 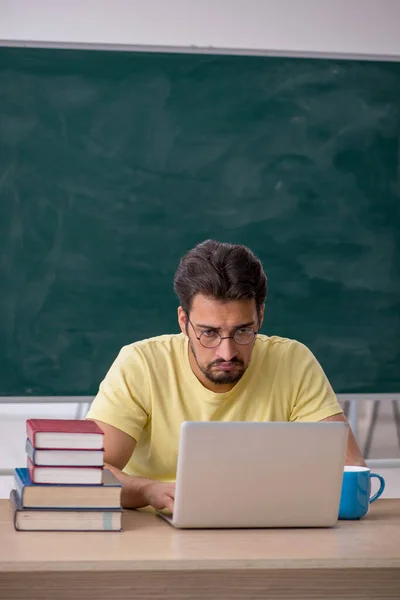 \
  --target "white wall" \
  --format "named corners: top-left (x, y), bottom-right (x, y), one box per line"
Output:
top-left (1, 0), bottom-right (400, 59)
